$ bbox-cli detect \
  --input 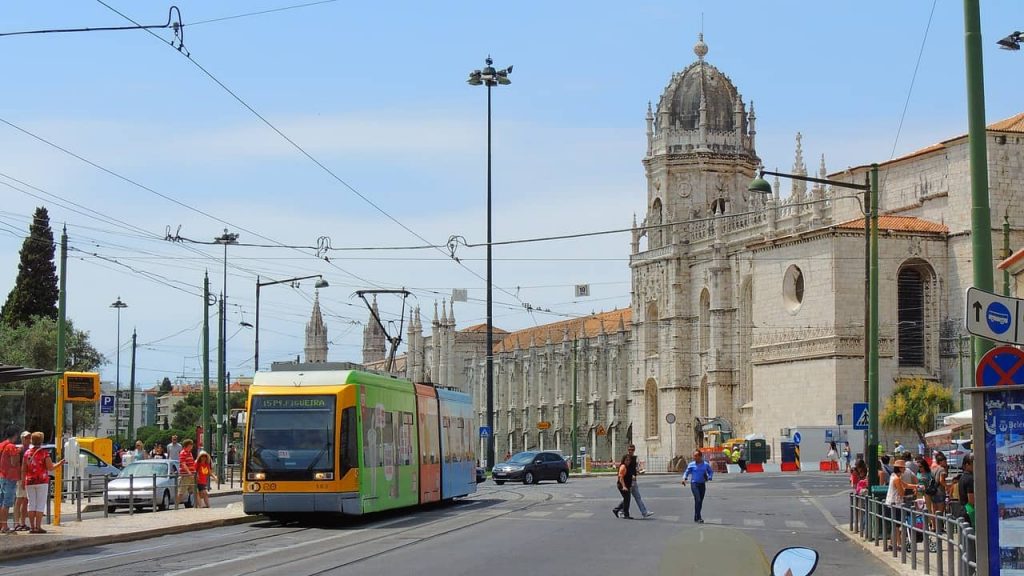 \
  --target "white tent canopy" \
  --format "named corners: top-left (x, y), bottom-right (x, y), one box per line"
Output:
top-left (944, 409), bottom-right (972, 427)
